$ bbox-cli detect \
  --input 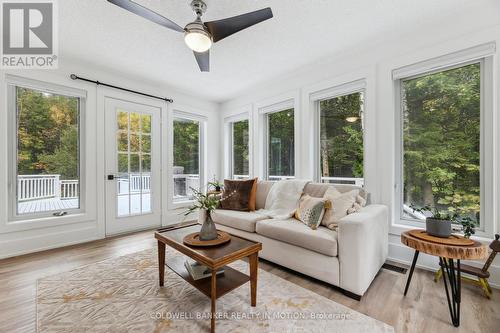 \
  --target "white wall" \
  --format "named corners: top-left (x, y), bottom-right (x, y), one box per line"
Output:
top-left (219, 8), bottom-right (500, 287)
top-left (0, 59), bottom-right (220, 259)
